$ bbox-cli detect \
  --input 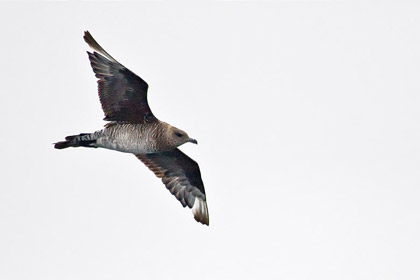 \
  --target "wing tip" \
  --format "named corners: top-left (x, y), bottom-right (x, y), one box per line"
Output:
top-left (83, 30), bottom-right (117, 62)
top-left (192, 198), bottom-right (209, 226)
top-left (83, 30), bottom-right (94, 46)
